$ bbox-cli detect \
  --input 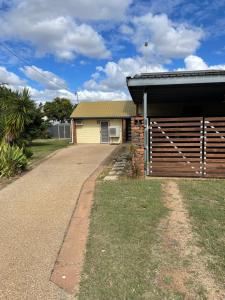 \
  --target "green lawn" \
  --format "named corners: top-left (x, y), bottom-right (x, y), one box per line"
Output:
top-left (179, 180), bottom-right (225, 284)
top-left (78, 180), bottom-right (168, 300)
top-left (29, 138), bottom-right (70, 163)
